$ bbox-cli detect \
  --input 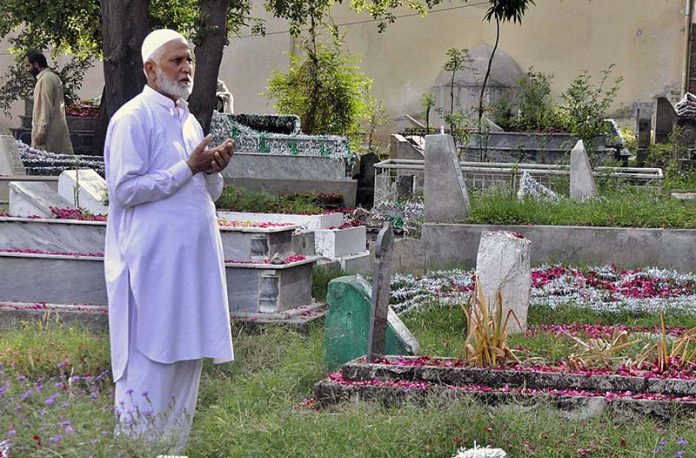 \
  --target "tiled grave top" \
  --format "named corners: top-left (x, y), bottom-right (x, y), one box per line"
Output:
top-left (209, 111), bottom-right (353, 161)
